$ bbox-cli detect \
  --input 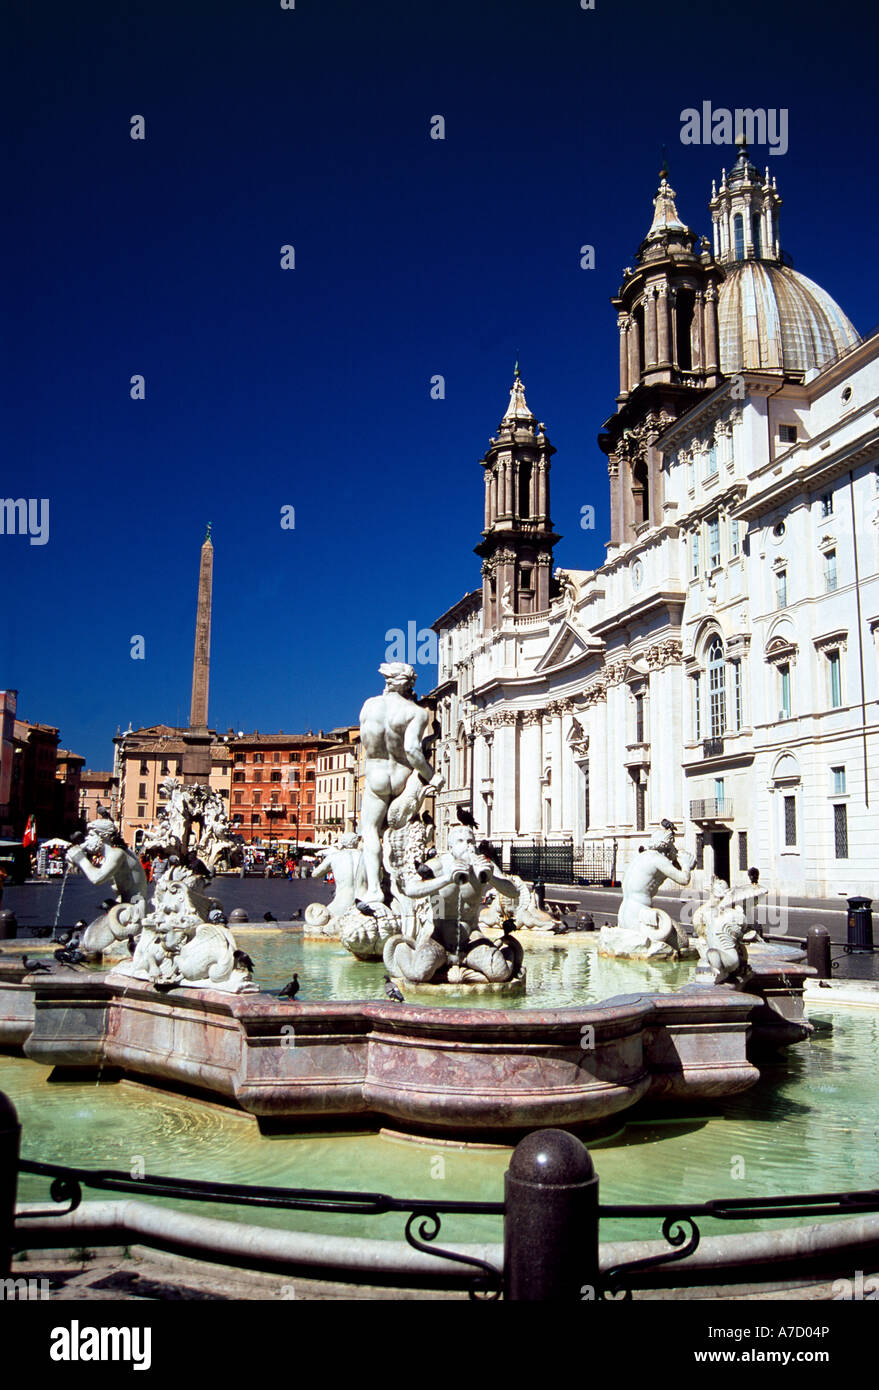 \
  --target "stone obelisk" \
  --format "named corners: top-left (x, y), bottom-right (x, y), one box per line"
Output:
top-left (181, 524), bottom-right (214, 784)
